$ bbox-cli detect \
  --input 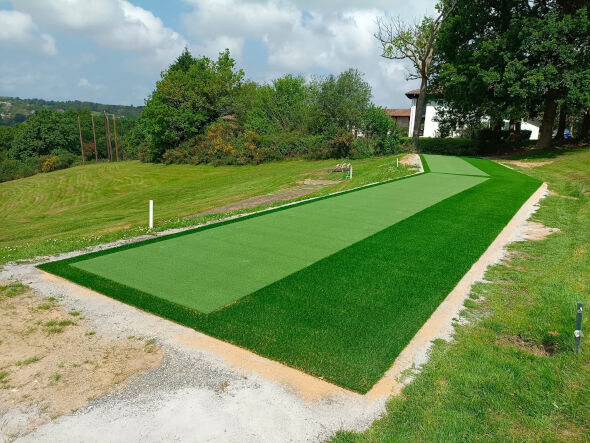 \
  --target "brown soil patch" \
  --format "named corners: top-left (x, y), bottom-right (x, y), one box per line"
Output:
top-left (297, 179), bottom-right (340, 185)
top-left (400, 153), bottom-right (421, 168)
top-left (504, 160), bottom-right (554, 168)
top-left (495, 334), bottom-right (555, 357)
top-left (549, 190), bottom-right (578, 200)
top-left (0, 283), bottom-right (162, 435)
top-left (521, 221), bottom-right (560, 241)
